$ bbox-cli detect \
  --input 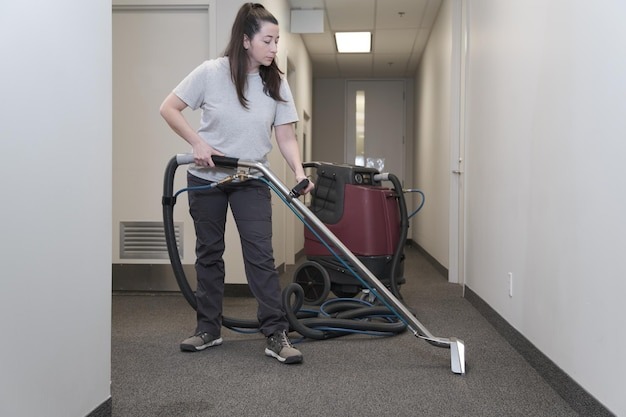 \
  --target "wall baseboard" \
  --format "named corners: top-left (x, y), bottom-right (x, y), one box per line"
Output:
top-left (112, 263), bottom-right (281, 297)
top-left (464, 286), bottom-right (614, 417)
top-left (112, 263), bottom-right (193, 292)
top-left (408, 240), bottom-right (449, 278)
top-left (87, 397), bottom-right (111, 417)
